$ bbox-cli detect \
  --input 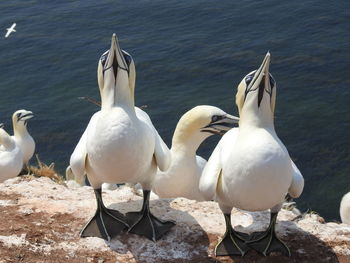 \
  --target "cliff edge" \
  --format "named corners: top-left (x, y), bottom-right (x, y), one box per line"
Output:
top-left (0, 176), bottom-right (349, 263)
